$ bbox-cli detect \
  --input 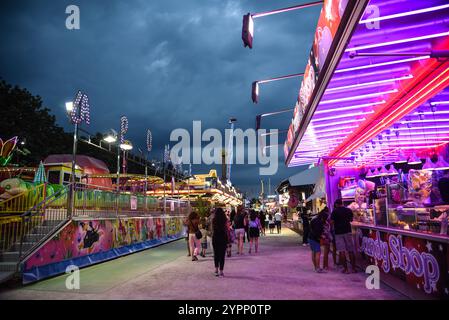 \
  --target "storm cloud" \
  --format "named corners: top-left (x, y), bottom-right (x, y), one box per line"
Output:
top-left (0, 0), bottom-right (320, 197)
